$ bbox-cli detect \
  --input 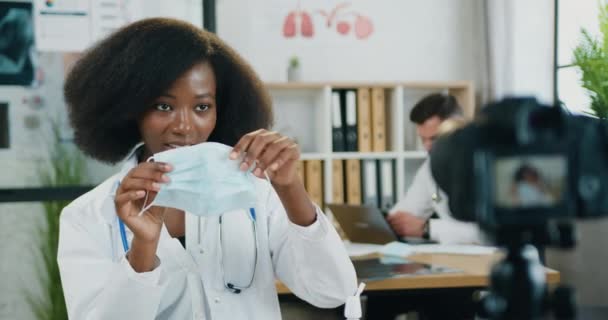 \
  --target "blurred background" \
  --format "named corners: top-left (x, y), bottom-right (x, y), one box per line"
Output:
top-left (0, 0), bottom-right (606, 319)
